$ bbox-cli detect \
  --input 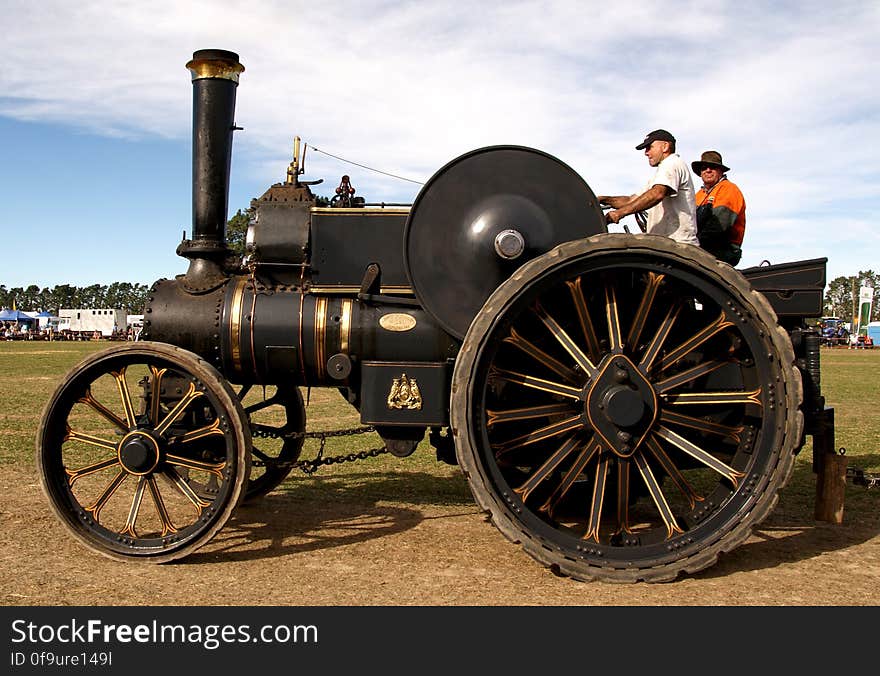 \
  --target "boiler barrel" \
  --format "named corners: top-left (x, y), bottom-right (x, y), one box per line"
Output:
top-left (143, 275), bottom-right (457, 386)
